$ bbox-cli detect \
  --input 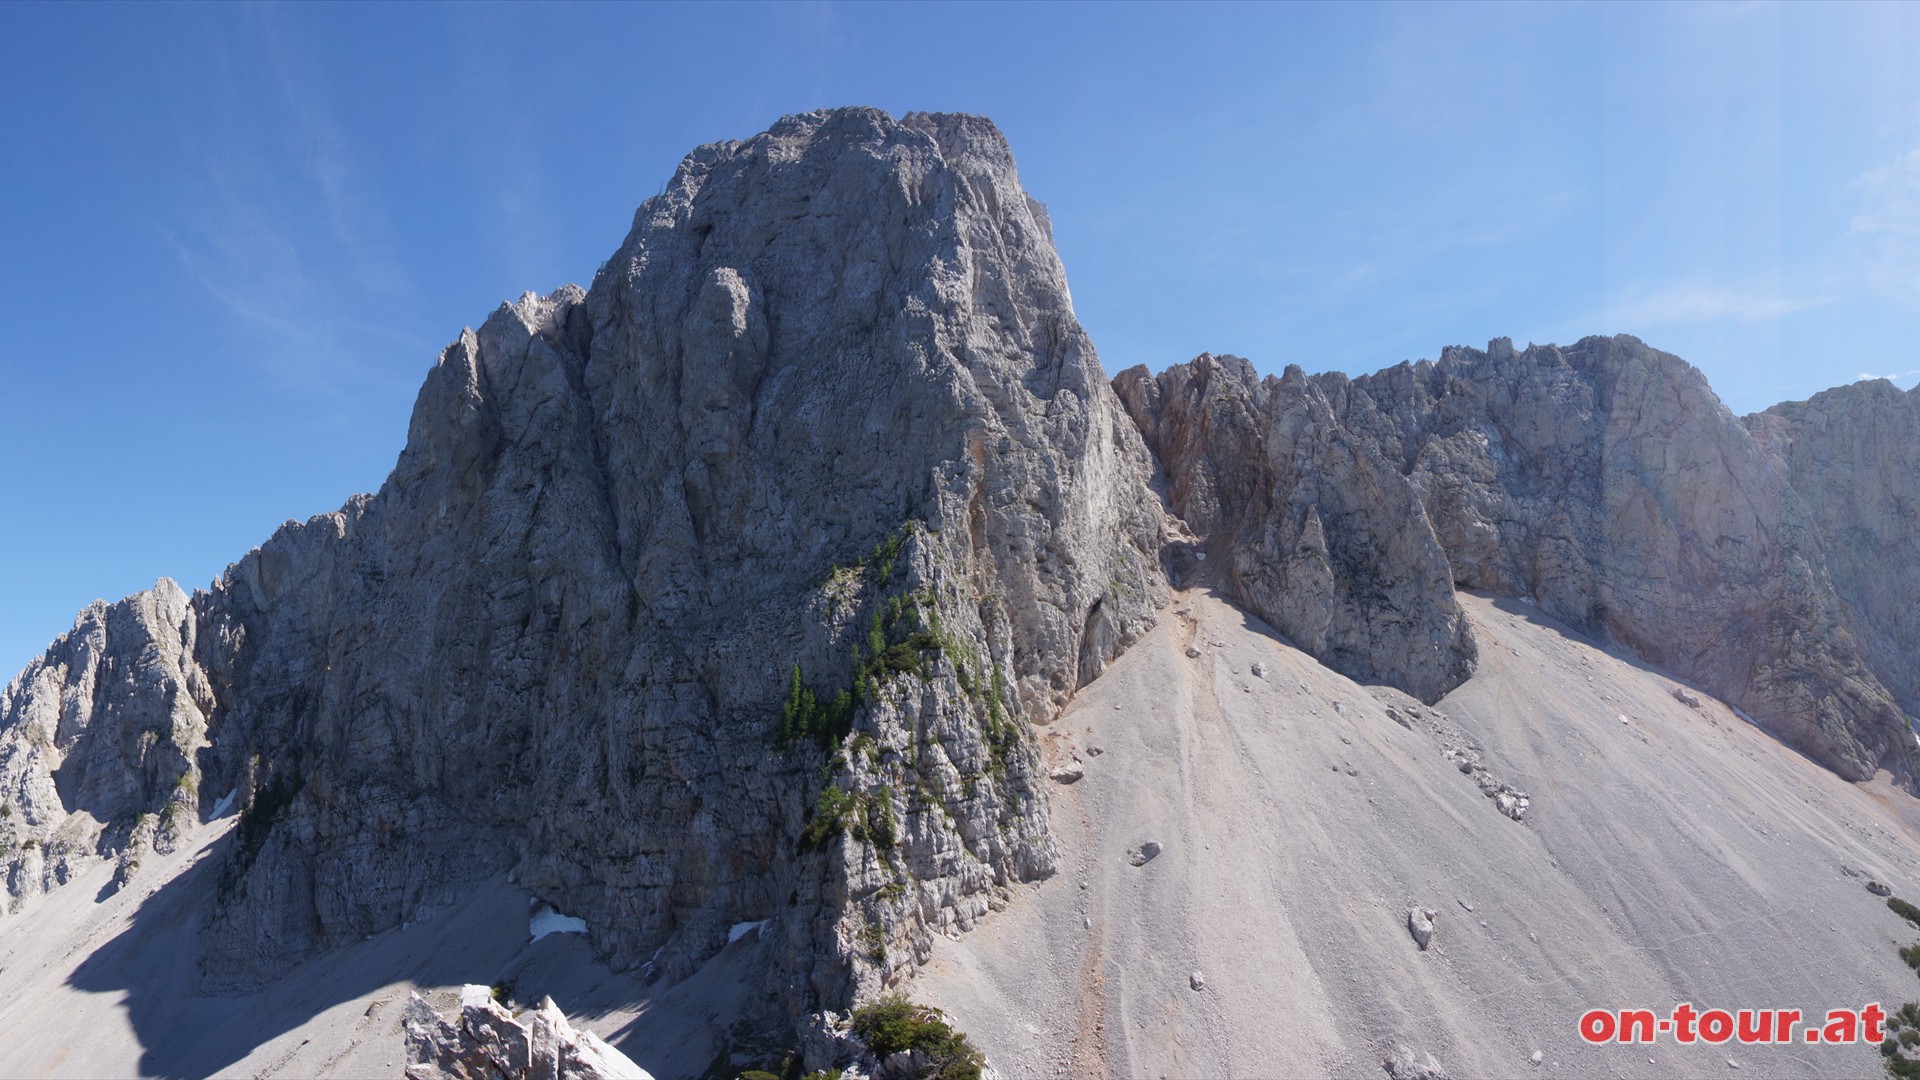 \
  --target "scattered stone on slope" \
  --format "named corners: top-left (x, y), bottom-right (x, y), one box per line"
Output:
top-left (1383, 1045), bottom-right (1451, 1080)
top-left (1189, 971), bottom-right (1206, 991)
top-left (402, 985), bottom-right (651, 1080)
top-left (1374, 690), bottom-right (1531, 822)
top-left (1407, 907), bottom-right (1437, 951)
top-left (1869, 880), bottom-right (1893, 897)
top-left (1049, 761), bottom-right (1085, 785)
top-left (1672, 686), bottom-right (1702, 708)
top-left (1127, 841), bottom-right (1163, 867)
